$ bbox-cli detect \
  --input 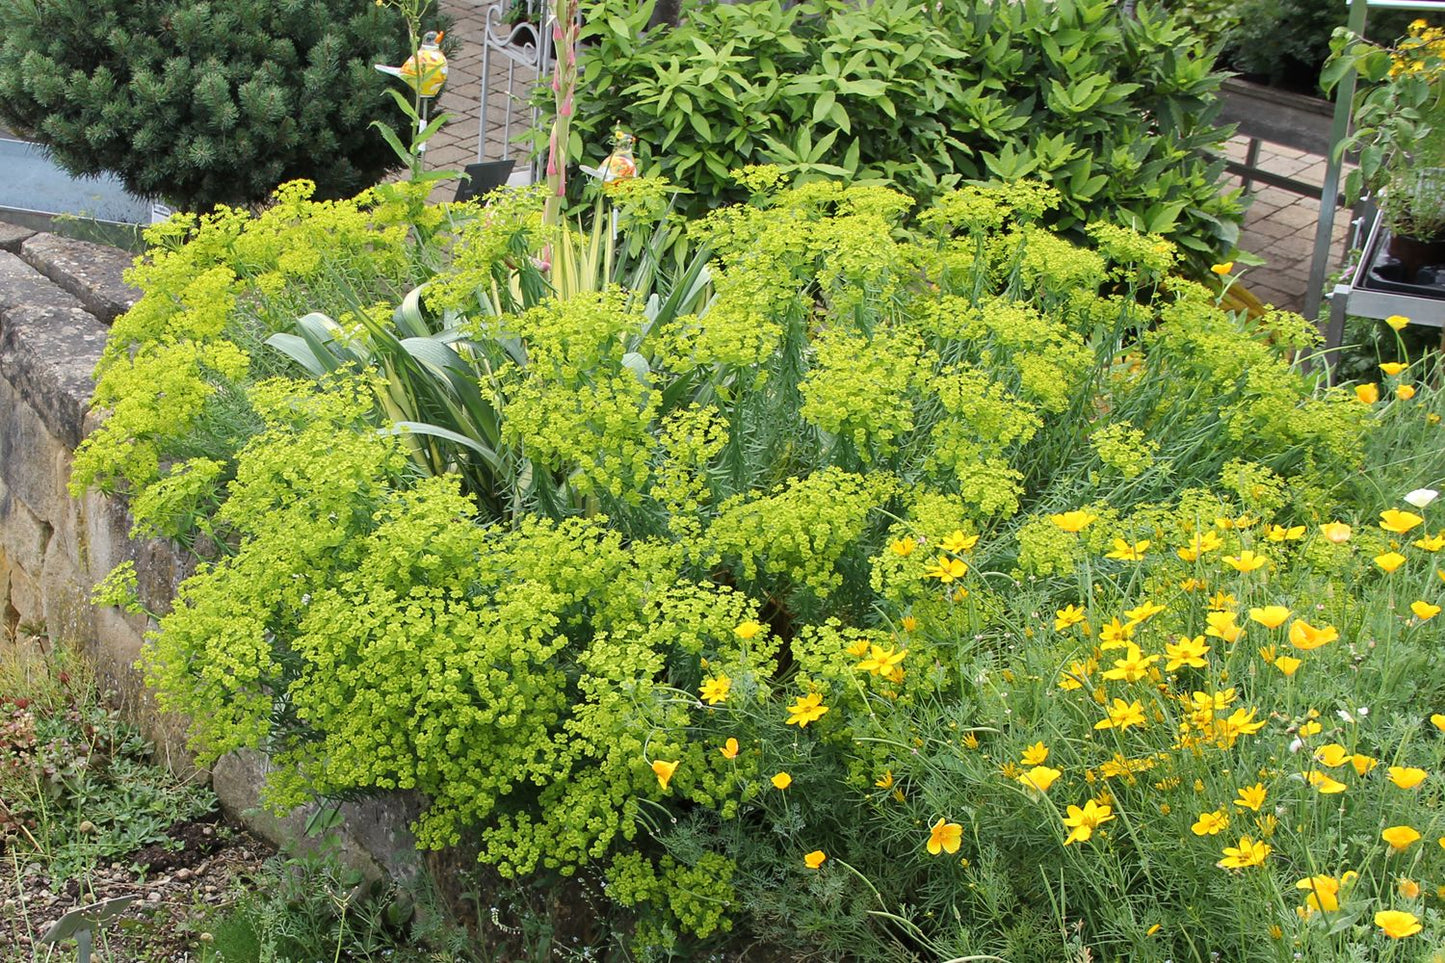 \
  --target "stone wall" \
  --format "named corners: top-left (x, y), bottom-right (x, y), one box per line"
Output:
top-left (0, 223), bottom-right (421, 883)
